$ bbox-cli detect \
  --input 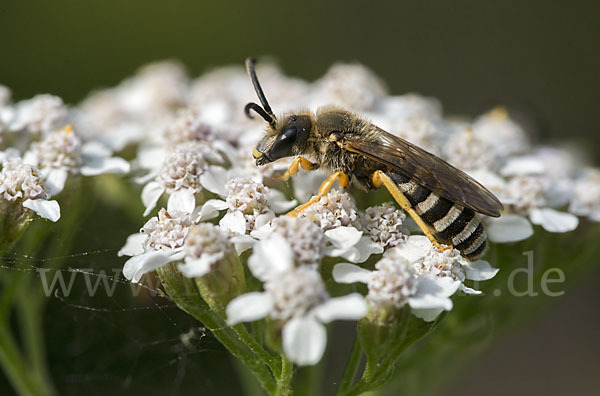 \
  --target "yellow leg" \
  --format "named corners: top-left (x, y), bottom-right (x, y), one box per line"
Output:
top-left (371, 170), bottom-right (449, 251)
top-left (275, 157), bottom-right (318, 181)
top-left (287, 171), bottom-right (349, 216)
